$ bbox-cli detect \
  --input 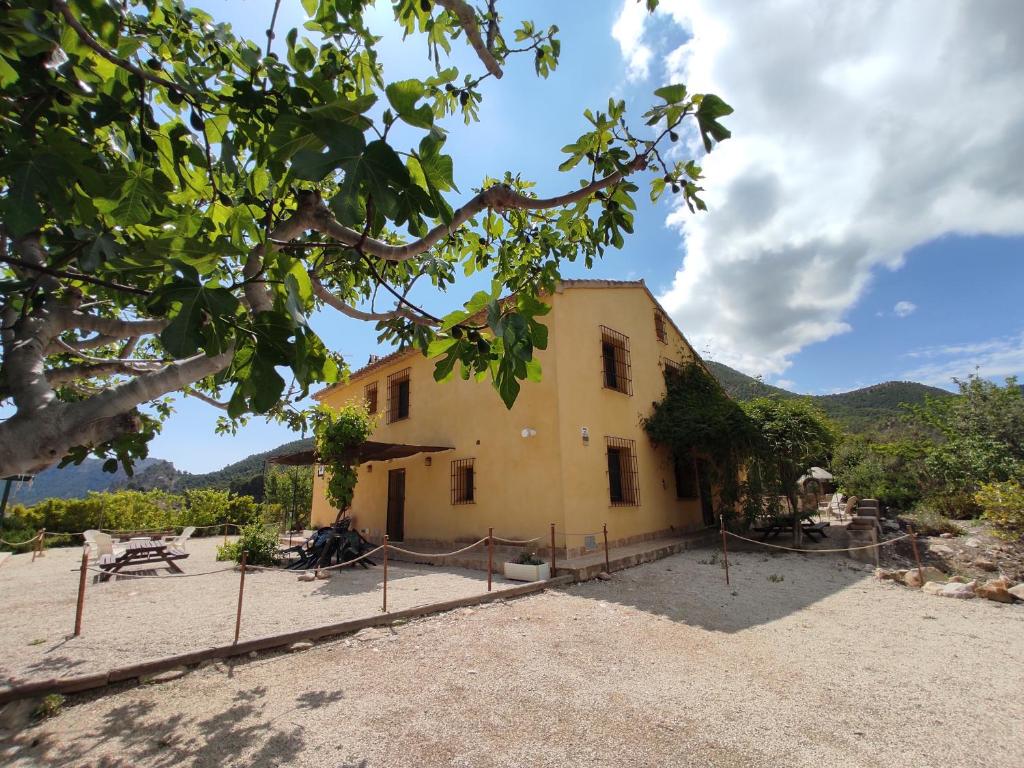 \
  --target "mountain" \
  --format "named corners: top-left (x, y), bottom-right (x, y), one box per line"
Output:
top-left (5, 457), bottom-right (163, 506)
top-left (117, 438), bottom-right (314, 498)
top-left (704, 360), bottom-right (953, 433)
